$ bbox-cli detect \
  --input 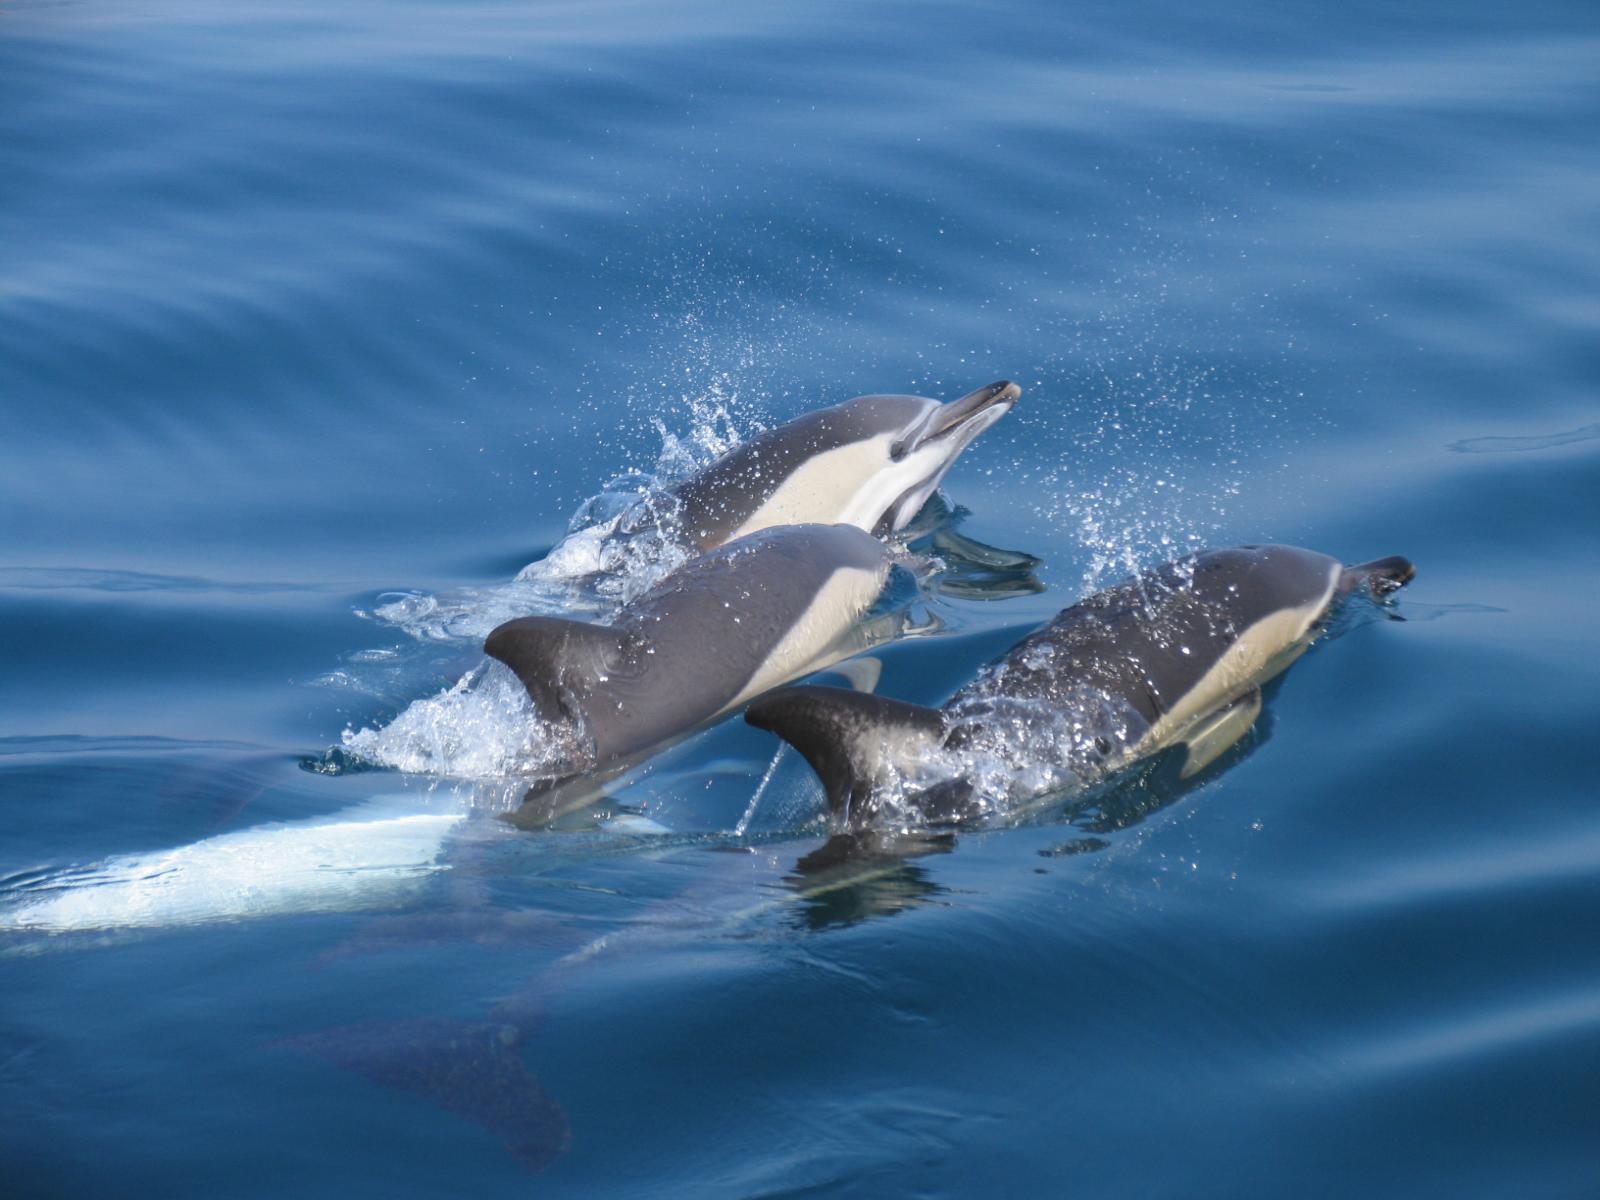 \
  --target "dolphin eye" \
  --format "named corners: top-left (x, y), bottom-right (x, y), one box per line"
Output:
top-left (889, 438), bottom-right (911, 462)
